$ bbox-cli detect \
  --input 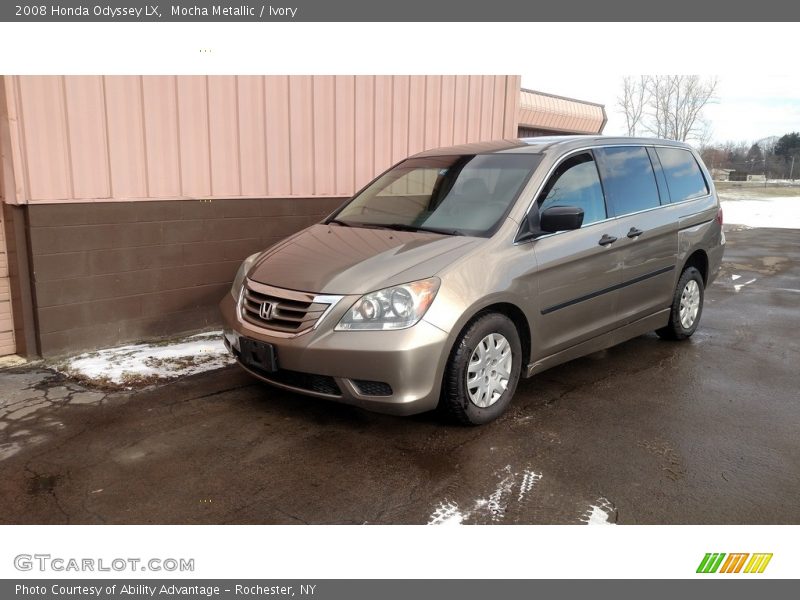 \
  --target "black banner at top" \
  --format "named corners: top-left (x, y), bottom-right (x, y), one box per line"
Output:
top-left (3, 0), bottom-right (799, 22)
